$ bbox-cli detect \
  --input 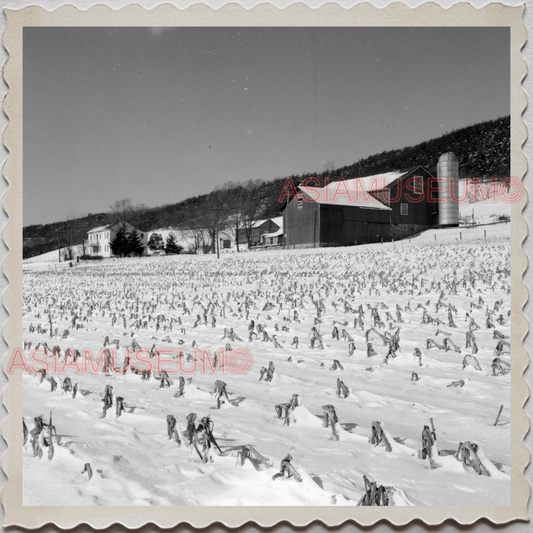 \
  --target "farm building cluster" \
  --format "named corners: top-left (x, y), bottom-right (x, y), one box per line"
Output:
top-left (72, 152), bottom-right (462, 259)
top-left (82, 217), bottom-right (284, 259)
top-left (283, 152), bottom-right (459, 248)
